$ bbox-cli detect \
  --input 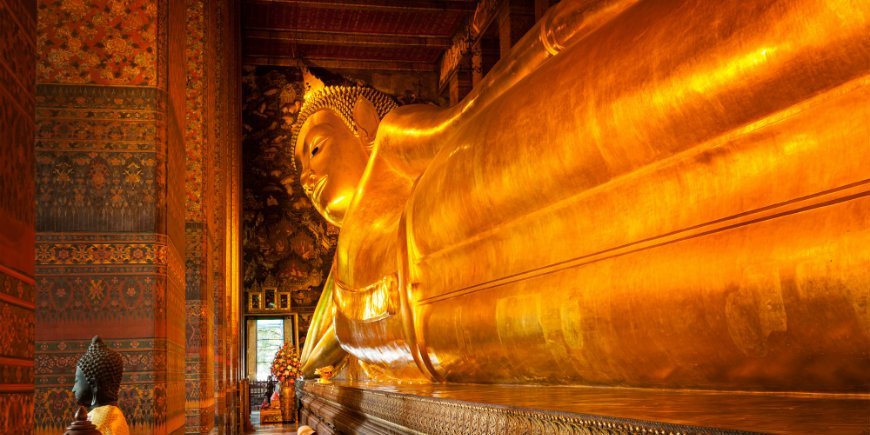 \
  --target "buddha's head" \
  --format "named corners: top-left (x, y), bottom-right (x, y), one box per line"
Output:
top-left (72, 336), bottom-right (124, 408)
top-left (291, 85), bottom-right (396, 226)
